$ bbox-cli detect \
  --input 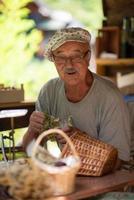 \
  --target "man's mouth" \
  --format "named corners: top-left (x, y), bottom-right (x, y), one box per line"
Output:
top-left (67, 71), bottom-right (76, 75)
top-left (64, 68), bottom-right (77, 75)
